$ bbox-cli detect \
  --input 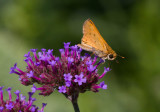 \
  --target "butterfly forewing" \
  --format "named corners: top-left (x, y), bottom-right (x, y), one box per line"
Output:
top-left (82, 19), bottom-right (108, 53)
top-left (78, 19), bottom-right (117, 60)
